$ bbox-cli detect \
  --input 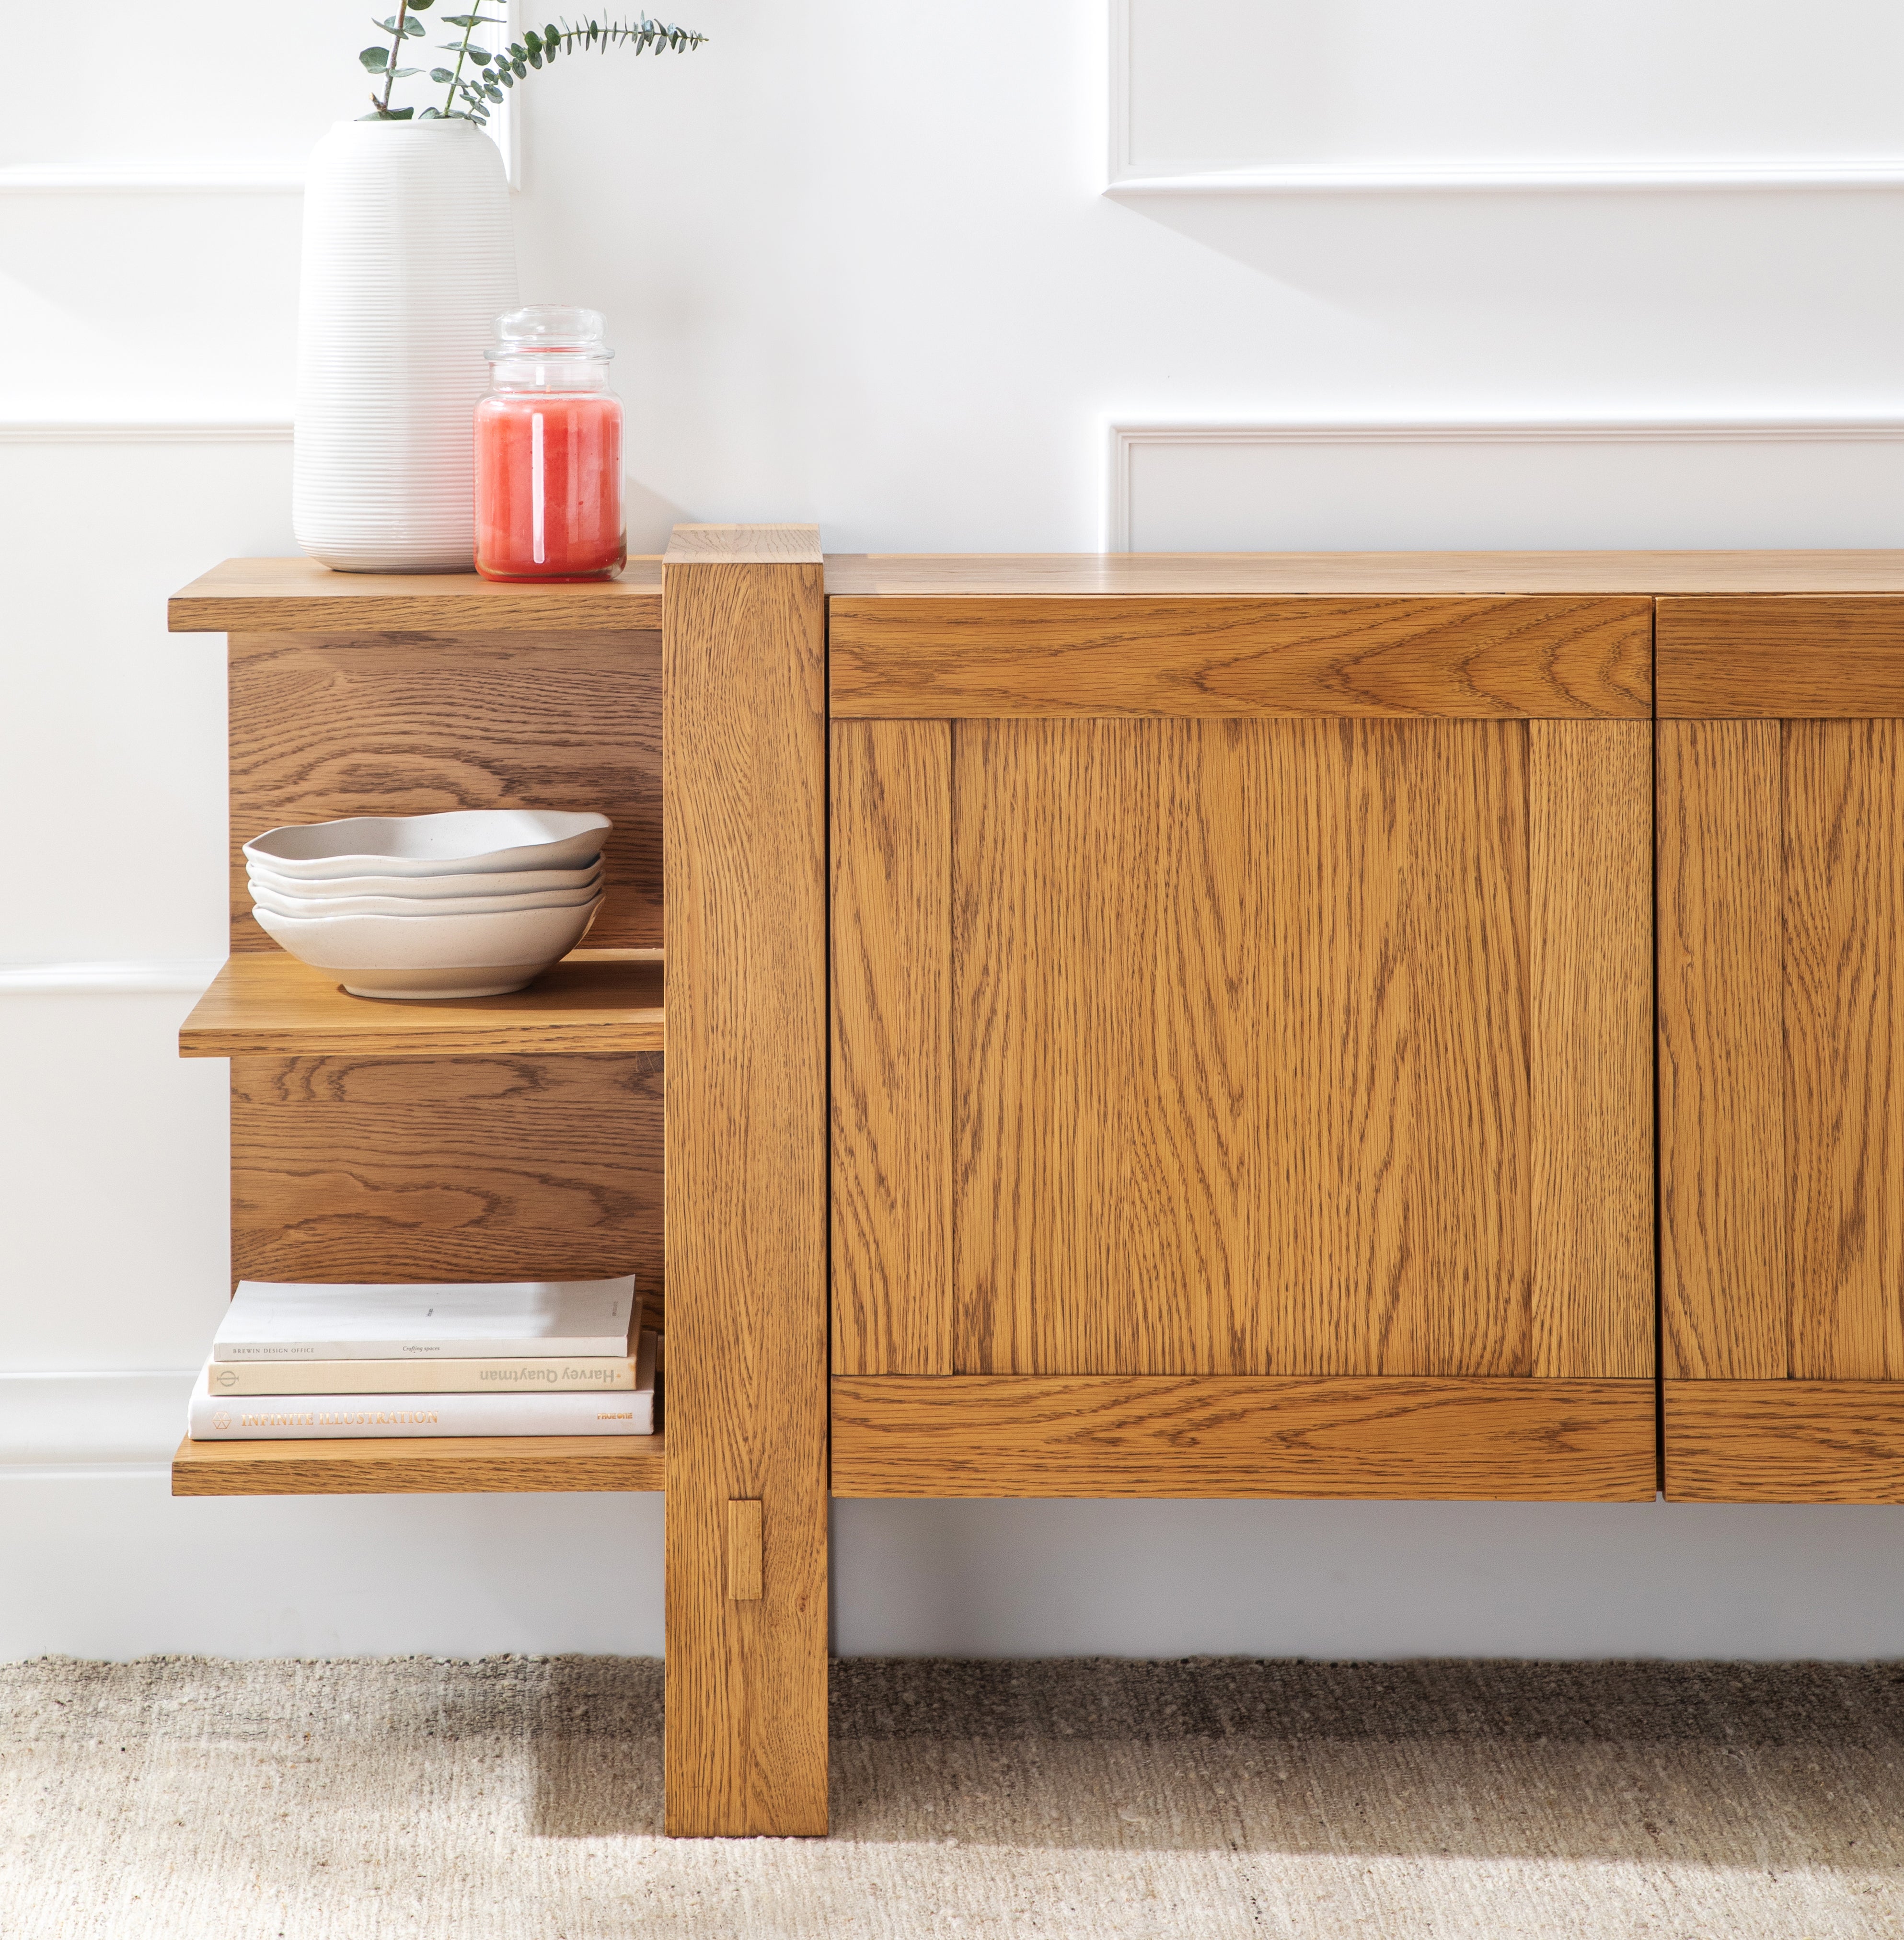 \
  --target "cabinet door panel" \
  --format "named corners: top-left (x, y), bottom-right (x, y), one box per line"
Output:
top-left (834, 711), bottom-right (1652, 1381)
top-left (1656, 720), bottom-right (1787, 1381)
top-left (1786, 720), bottom-right (1904, 1381)
top-left (1659, 588), bottom-right (1904, 1498)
